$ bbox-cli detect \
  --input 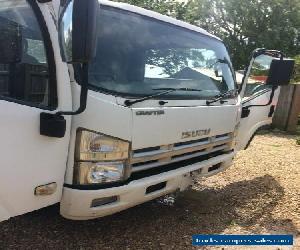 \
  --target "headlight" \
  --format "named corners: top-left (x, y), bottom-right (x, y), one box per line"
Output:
top-left (75, 130), bottom-right (129, 161)
top-left (74, 129), bottom-right (130, 185)
top-left (75, 162), bottom-right (125, 184)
